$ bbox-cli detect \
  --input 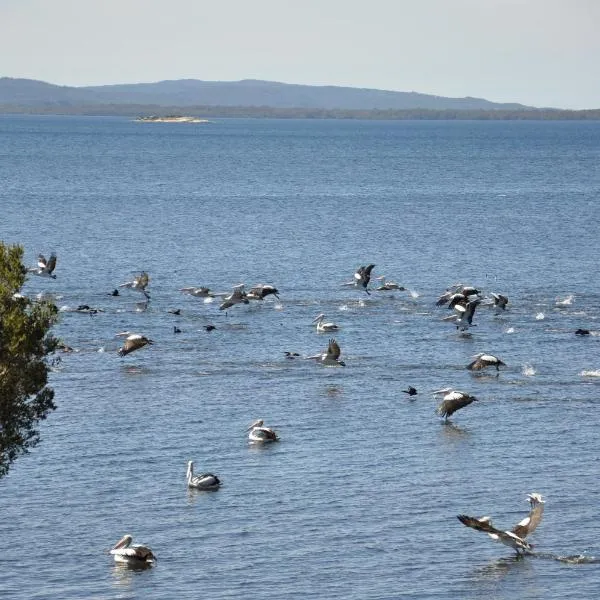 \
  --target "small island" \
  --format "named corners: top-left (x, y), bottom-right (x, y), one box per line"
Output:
top-left (134, 115), bottom-right (210, 123)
